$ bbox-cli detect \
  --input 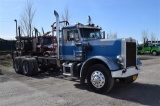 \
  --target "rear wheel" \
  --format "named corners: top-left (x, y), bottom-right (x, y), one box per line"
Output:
top-left (87, 64), bottom-right (114, 93)
top-left (30, 58), bottom-right (38, 75)
top-left (22, 58), bottom-right (34, 76)
top-left (13, 57), bottom-right (23, 74)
